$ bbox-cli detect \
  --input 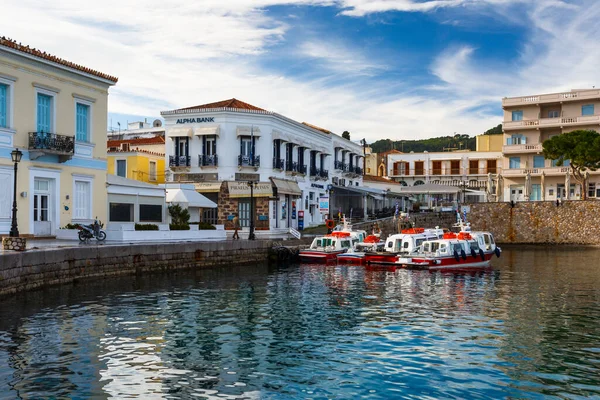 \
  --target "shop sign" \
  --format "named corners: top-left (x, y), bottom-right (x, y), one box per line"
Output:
top-left (235, 172), bottom-right (260, 181)
top-left (227, 181), bottom-right (273, 198)
top-left (311, 183), bottom-right (324, 189)
top-left (176, 117), bottom-right (215, 124)
top-left (319, 196), bottom-right (329, 213)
